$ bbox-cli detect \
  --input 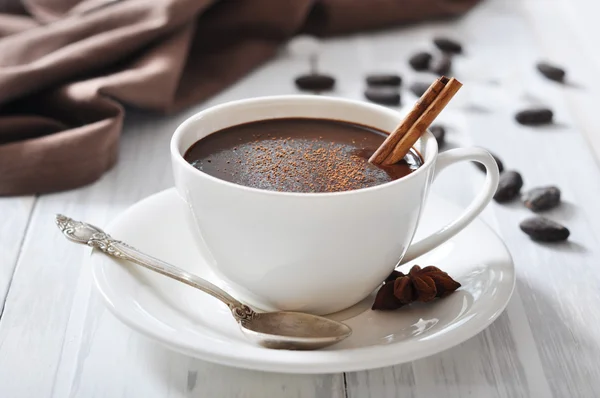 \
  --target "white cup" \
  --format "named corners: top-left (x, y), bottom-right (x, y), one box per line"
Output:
top-left (171, 95), bottom-right (499, 315)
